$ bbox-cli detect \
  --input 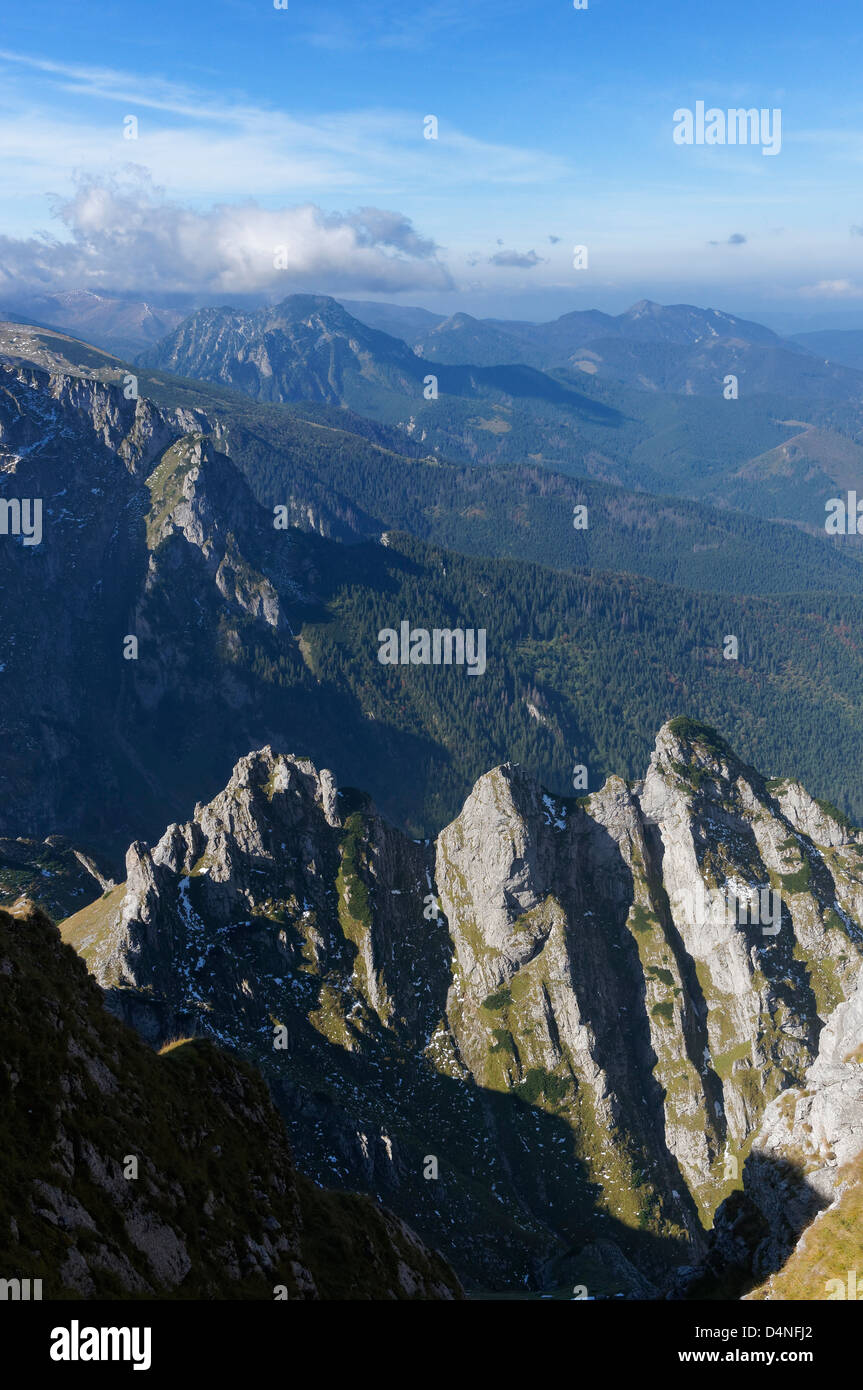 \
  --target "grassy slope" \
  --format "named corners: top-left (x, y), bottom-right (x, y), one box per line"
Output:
top-left (0, 904), bottom-right (461, 1300)
top-left (745, 1146), bottom-right (863, 1300)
